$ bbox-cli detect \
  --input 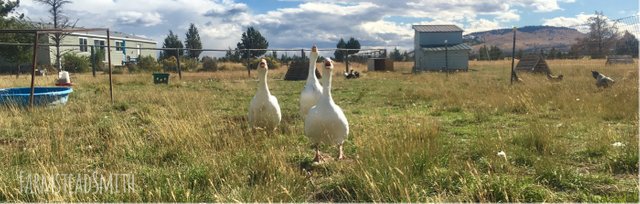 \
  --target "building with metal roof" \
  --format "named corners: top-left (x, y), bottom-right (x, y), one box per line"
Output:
top-left (412, 25), bottom-right (470, 72)
top-left (412, 25), bottom-right (464, 33)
